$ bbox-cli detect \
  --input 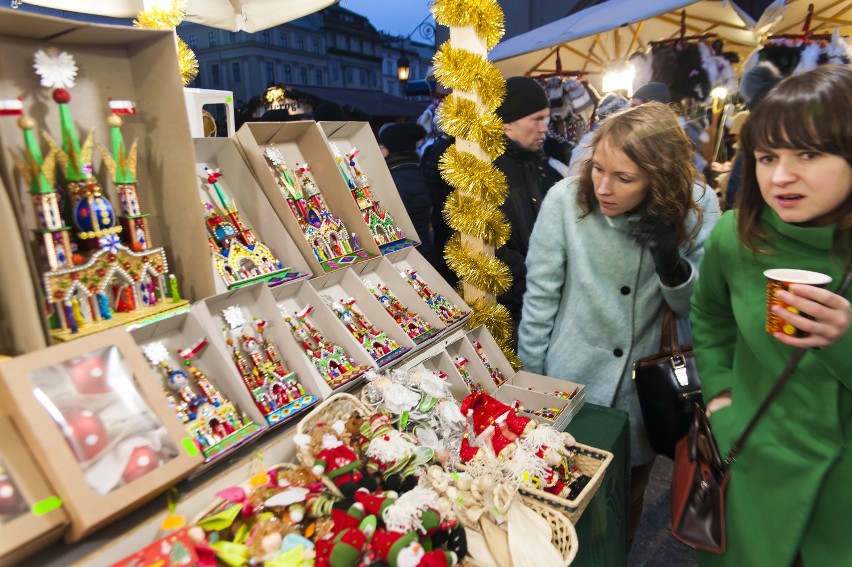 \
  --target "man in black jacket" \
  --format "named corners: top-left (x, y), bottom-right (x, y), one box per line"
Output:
top-left (494, 76), bottom-right (558, 345)
top-left (378, 123), bottom-right (436, 265)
